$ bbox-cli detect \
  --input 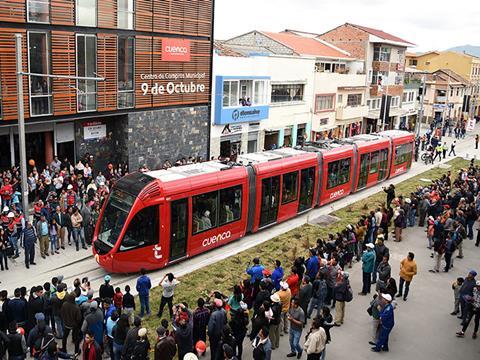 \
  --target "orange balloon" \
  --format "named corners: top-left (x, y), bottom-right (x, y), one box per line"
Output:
top-left (195, 340), bottom-right (206, 353)
top-left (28, 159), bottom-right (35, 166)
